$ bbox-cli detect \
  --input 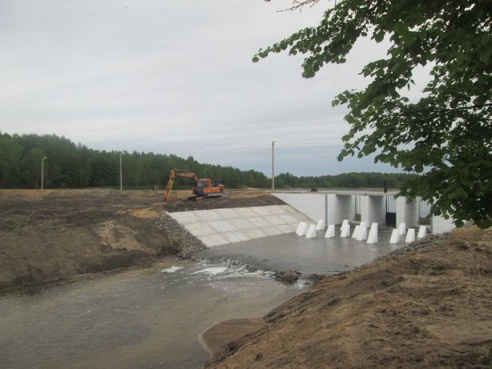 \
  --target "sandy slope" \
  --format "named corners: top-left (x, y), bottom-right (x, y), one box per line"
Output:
top-left (204, 227), bottom-right (492, 369)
